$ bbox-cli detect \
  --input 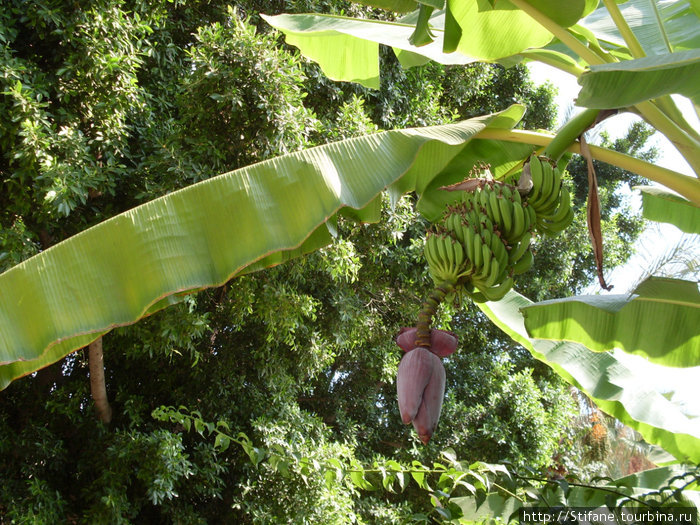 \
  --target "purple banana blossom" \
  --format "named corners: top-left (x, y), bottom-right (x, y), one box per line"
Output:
top-left (396, 347), bottom-right (446, 444)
